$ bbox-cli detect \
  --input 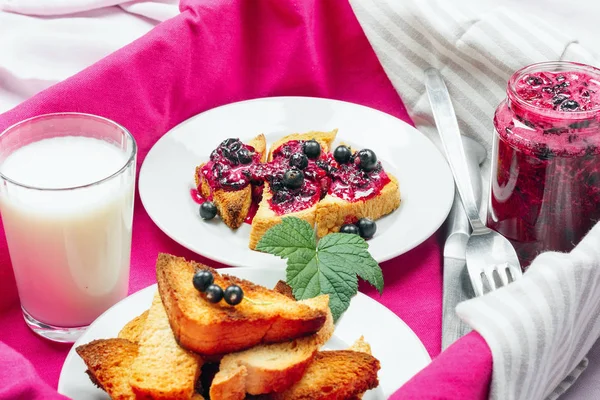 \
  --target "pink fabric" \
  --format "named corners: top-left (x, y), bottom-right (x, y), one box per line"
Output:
top-left (390, 332), bottom-right (492, 400)
top-left (0, 0), bottom-right (492, 398)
